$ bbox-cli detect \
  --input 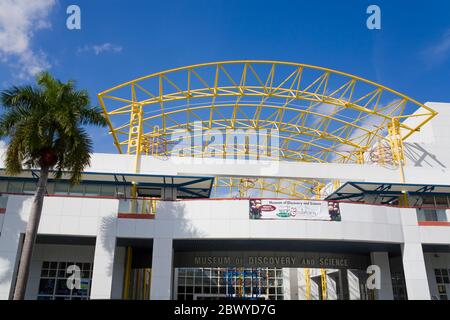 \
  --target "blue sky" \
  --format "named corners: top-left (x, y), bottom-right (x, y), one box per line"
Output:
top-left (0, 0), bottom-right (449, 153)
